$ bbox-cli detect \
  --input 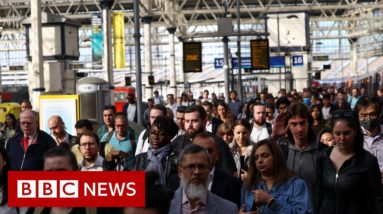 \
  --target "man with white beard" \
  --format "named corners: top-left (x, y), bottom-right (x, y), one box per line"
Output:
top-left (169, 144), bottom-right (237, 214)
